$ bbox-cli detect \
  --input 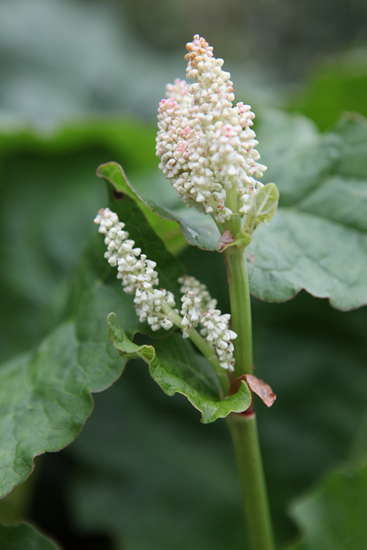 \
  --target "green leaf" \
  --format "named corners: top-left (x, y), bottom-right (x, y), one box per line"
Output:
top-left (0, 523), bottom-right (59, 549)
top-left (254, 183), bottom-right (279, 225)
top-left (242, 182), bottom-right (280, 238)
top-left (247, 112), bottom-right (367, 310)
top-left (108, 313), bottom-right (251, 423)
top-left (0, 323), bottom-right (112, 499)
top-left (96, 161), bottom-right (185, 254)
top-left (286, 460), bottom-right (367, 550)
top-left (97, 161), bottom-right (220, 252)
top-left (288, 54), bottom-right (367, 130)
top-left (104, 172), bottom-right (183, 300)
top-left (0, 240), bottom-right (138, 499)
